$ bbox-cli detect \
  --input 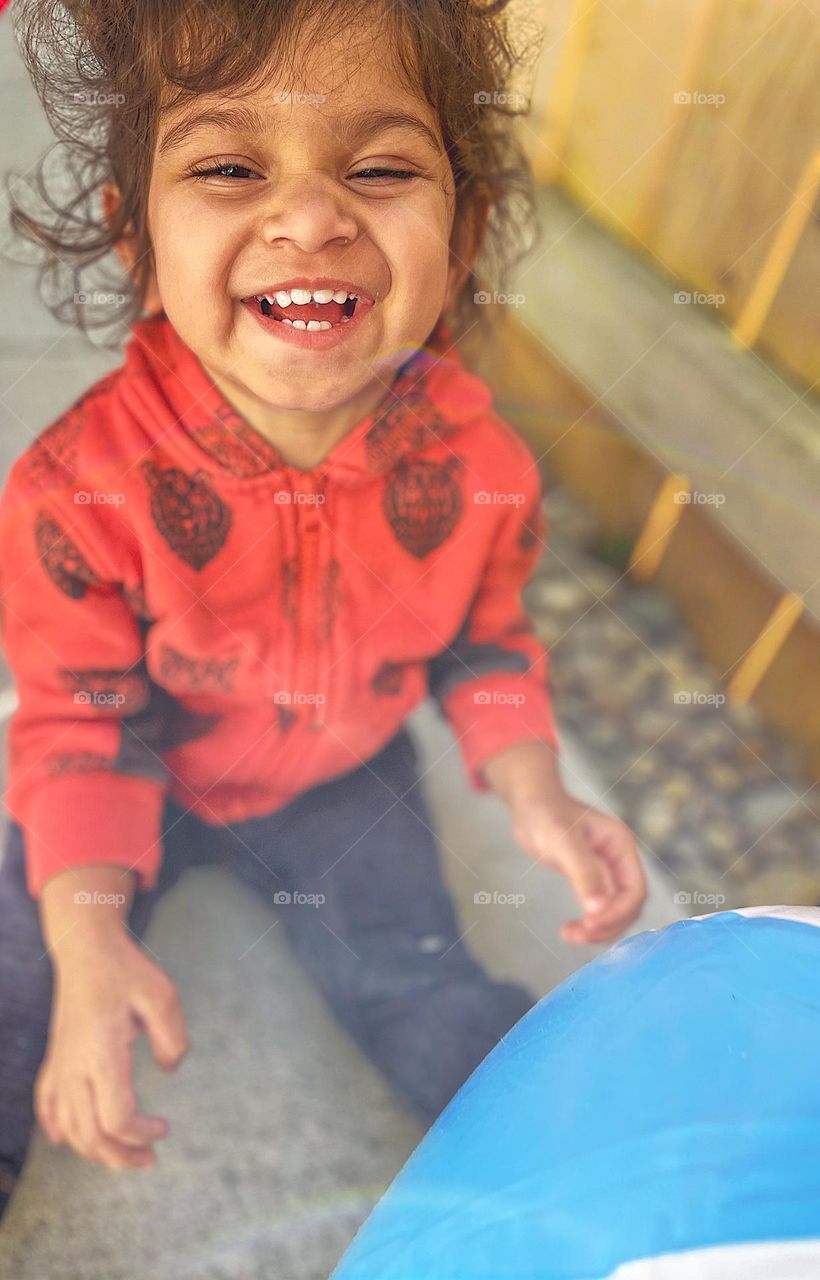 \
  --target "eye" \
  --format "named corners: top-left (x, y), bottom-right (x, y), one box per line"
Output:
top-left (350, 167), bottom-right (418, 183)
top-left (186, 161), bottom-right (259, 181)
